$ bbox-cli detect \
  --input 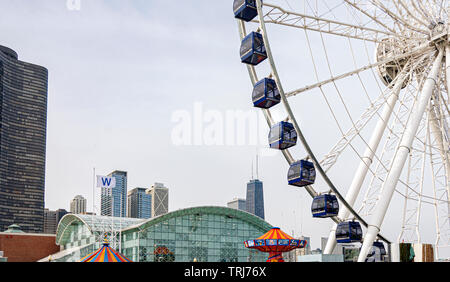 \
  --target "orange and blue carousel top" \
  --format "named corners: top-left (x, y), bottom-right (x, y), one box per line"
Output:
top-left (244, 227), bottom-right (307, 262)
top-left (79, 235), bottom-right (132, 262)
